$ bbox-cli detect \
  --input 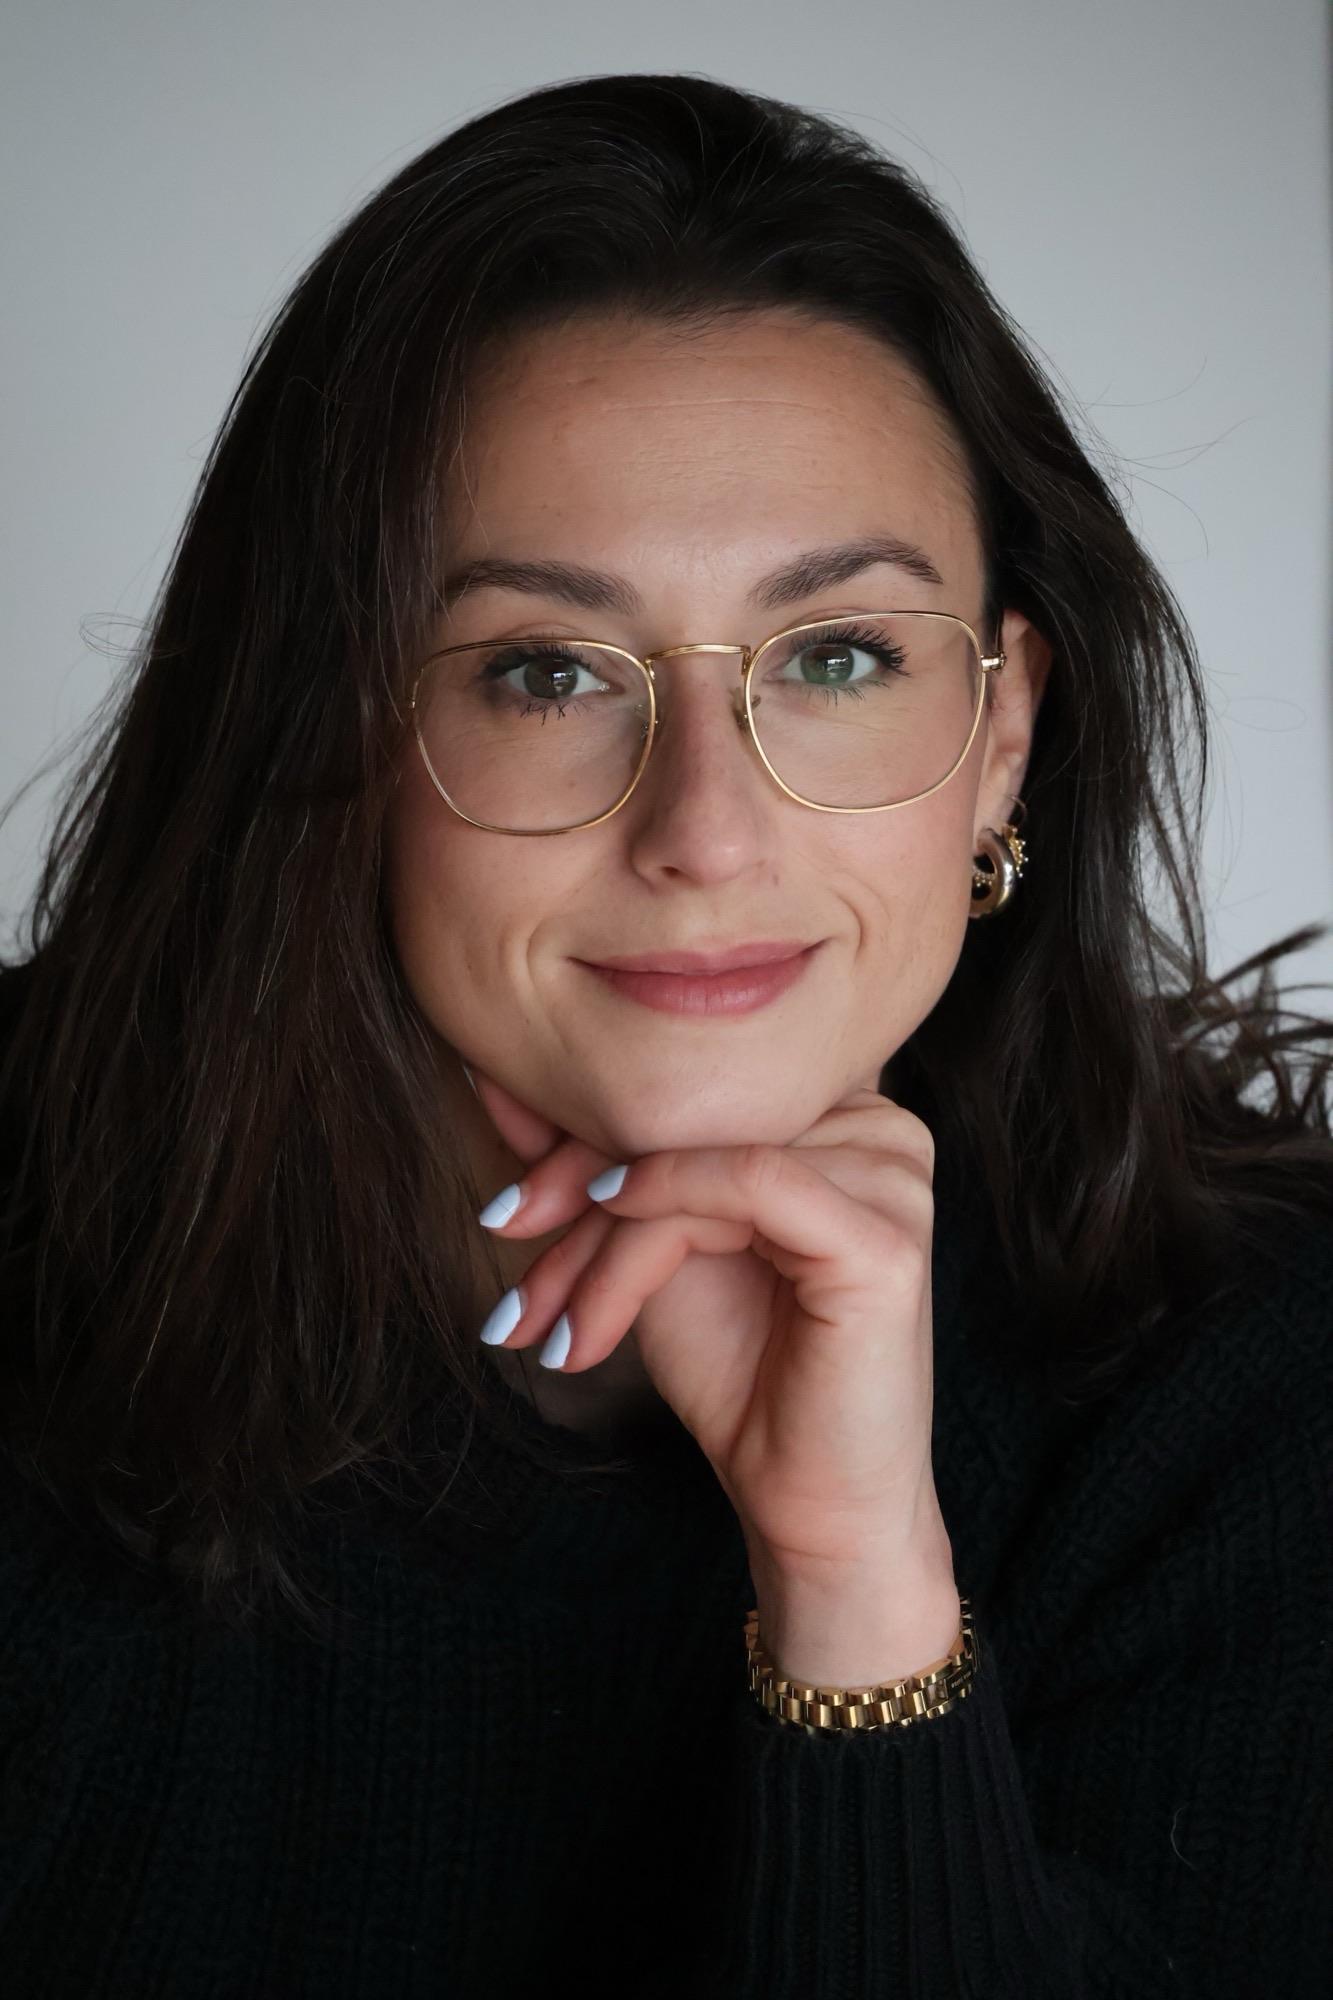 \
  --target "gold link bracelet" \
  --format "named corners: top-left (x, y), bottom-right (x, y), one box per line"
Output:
top-left (744, 1596), bottom-right (978, 1732)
